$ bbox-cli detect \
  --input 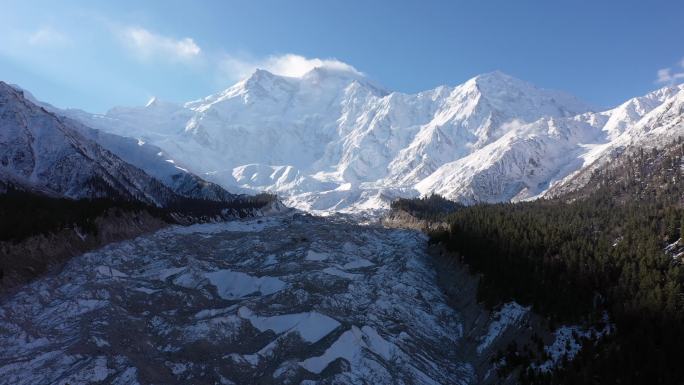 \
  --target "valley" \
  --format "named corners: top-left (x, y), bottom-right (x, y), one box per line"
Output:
top-left (1, 39), bottom-right (682, 385)
top-left (0, 212), bottom-right (538, 385)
